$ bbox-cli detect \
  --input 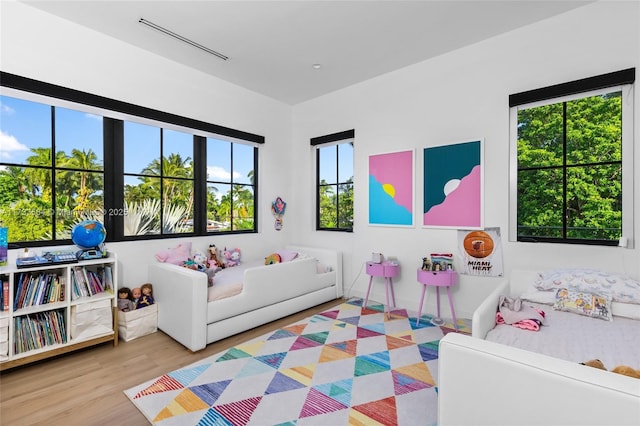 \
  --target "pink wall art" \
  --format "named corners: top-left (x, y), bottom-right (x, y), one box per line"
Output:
top-left (369, 149), bottom-right (414, 226)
